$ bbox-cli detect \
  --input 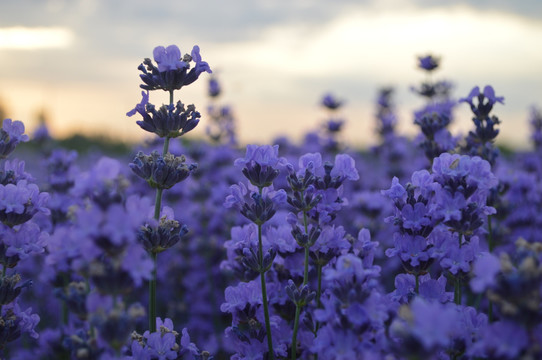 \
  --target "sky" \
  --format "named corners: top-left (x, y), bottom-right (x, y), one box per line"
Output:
top-left (0, 0), bottom-right (541, 149)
